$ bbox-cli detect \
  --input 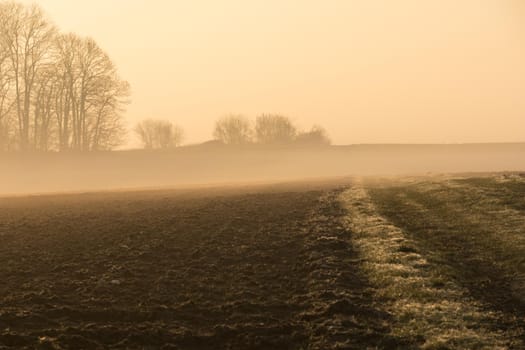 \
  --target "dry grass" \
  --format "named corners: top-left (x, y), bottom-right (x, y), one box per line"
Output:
top-left (341, 182), bottom-right (519, 349)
